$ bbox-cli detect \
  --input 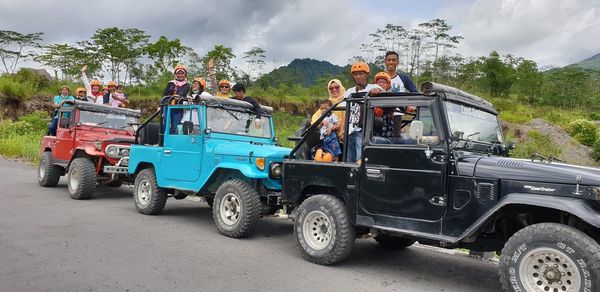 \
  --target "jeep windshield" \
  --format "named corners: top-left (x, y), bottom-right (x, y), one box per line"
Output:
top-left (445, 101), bottom-right (502, 144)
top-left (206, 107), bottom-right (272, 139)
top-left (78, 110), bottom-right (139, 131)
